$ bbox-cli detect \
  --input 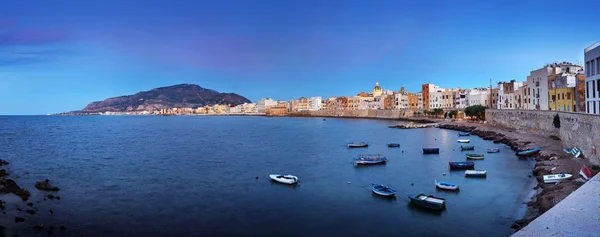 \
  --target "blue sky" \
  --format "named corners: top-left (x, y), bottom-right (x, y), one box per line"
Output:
top-left (0, 0), bottom-right (599, 114)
